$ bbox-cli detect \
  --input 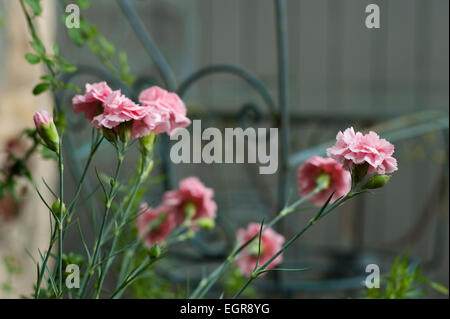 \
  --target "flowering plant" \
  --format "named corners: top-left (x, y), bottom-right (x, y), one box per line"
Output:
top-left (27, 76), bottom-right (400, 299)
top-left (5, 0), bottom-right (423, 300)
top-left (31, 80), bottom-right (194, 299)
